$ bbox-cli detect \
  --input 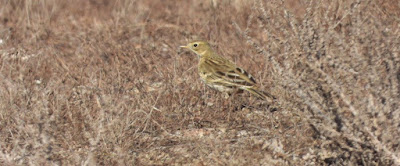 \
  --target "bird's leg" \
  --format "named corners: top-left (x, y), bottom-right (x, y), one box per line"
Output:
top-left (223, 92), bottom-right (230, 99)
top-left (229, 89), bottom-right (246, 112)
